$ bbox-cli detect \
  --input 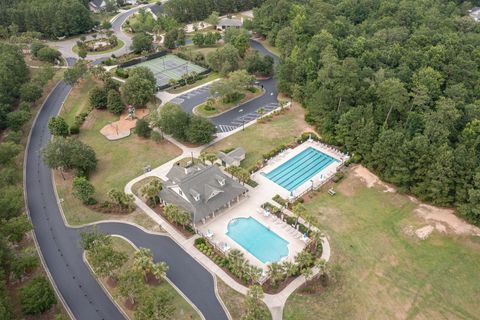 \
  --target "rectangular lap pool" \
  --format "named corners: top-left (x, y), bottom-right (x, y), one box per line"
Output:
top-left (226, 217), bottom-right (288, 264)
top-left (265, 147), bottom-right (338, 191)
